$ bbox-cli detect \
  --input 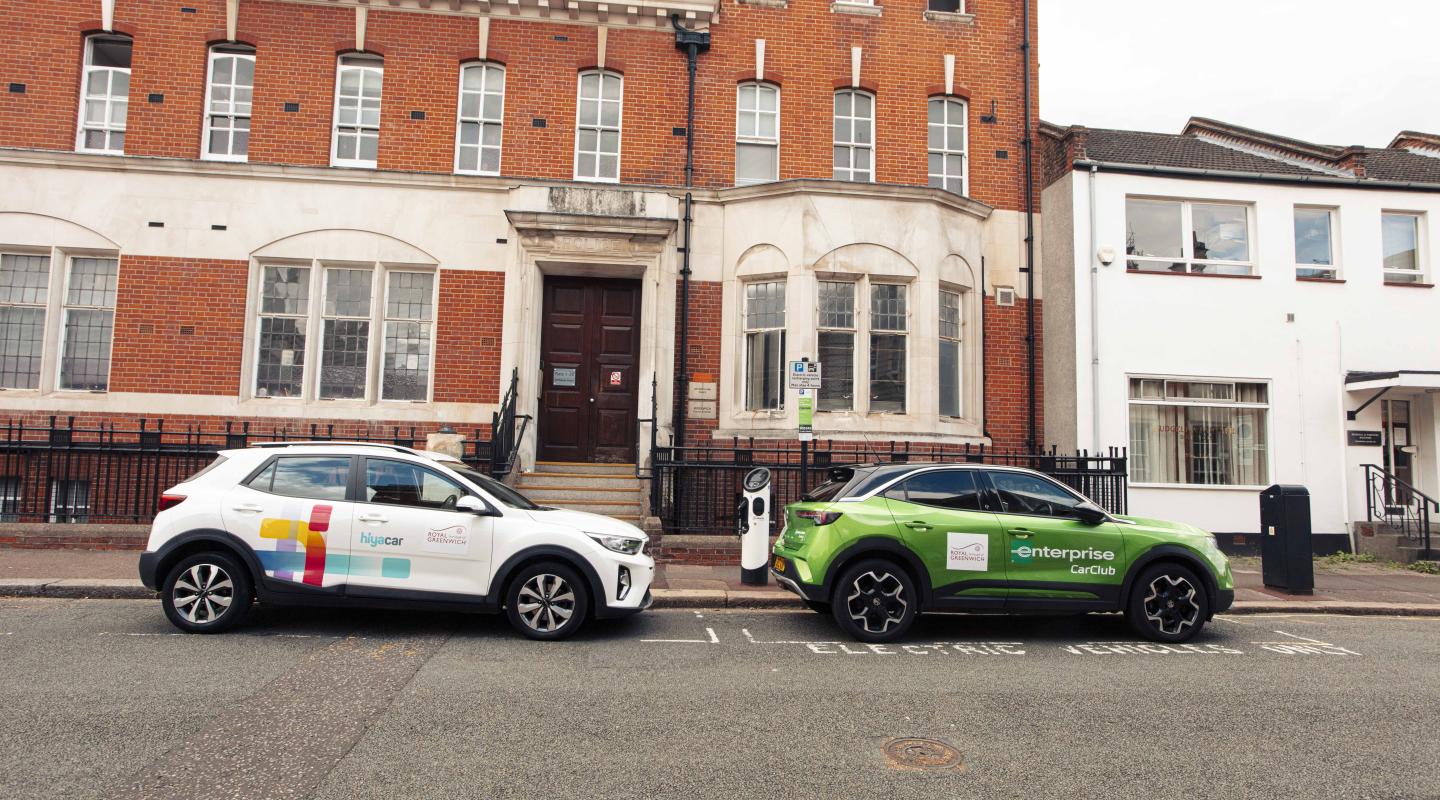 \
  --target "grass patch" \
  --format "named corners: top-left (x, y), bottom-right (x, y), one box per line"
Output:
top-left (1407, 560), bottom-right (1440, 576)
top-left (1316, 552), bottom-right (1378, 567)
